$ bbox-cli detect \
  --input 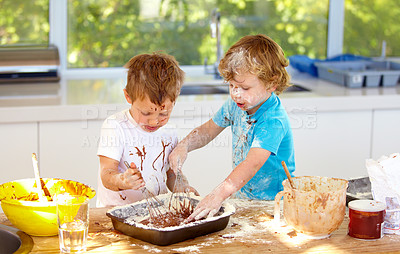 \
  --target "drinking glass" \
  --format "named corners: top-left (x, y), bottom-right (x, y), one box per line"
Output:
top-left (56, 194), bottom-right (89, 253)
